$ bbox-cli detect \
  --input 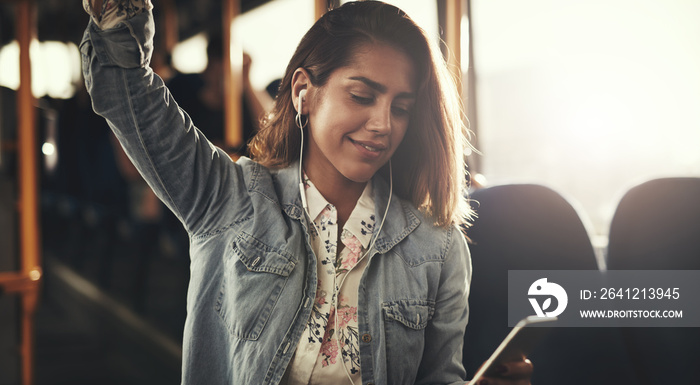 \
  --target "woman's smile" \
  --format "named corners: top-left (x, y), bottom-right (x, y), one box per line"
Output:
top-left (348, 137), bottom-right (387, 158)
